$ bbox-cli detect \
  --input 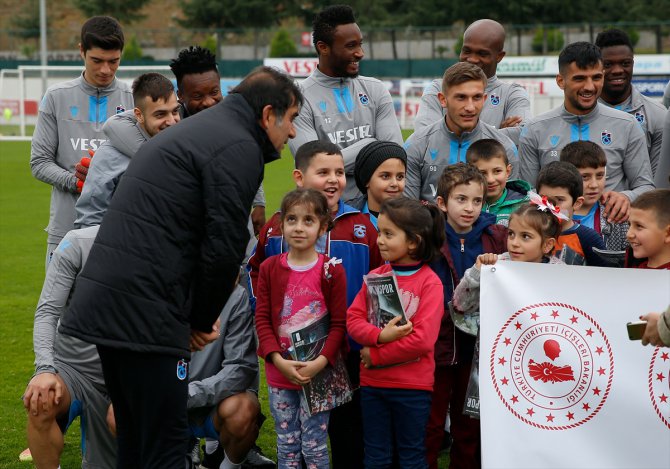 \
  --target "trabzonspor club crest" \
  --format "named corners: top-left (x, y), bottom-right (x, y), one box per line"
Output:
top-left (491, 302), bottom-right (614, 430)
top-left (601, 130), bottom-right (612, 146)
top-left (648, 348), bottom-right (670, 429)
top-left (490, 94), bottom-right (500, 106)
